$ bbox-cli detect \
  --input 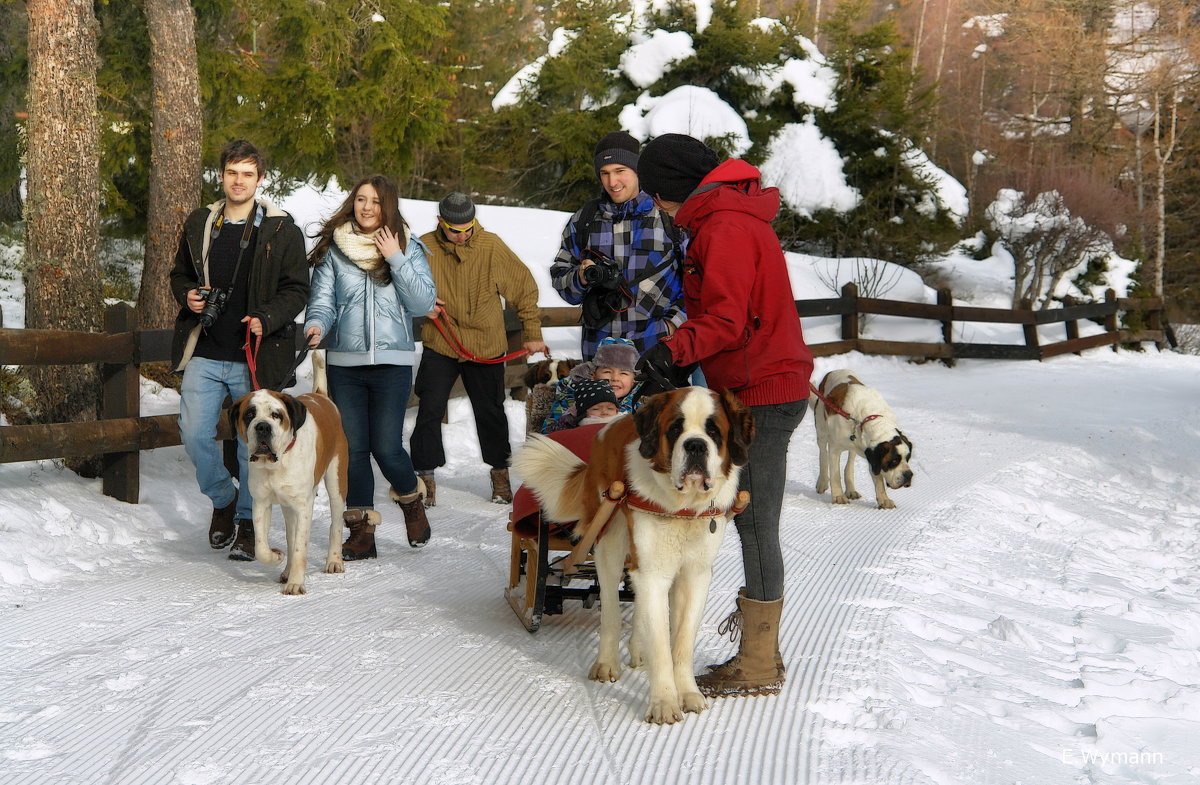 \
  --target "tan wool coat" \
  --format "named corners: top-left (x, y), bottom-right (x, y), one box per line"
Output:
top-left (419, 222), bottom-right (543, 360)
